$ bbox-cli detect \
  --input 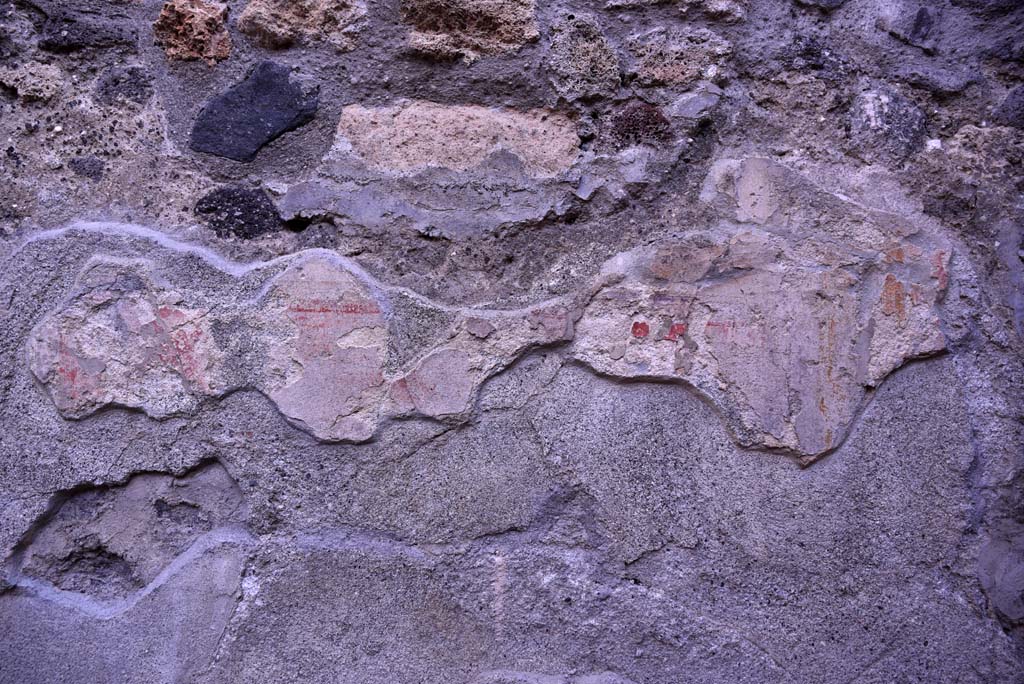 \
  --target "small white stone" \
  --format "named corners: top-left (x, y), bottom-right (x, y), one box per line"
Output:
top-left (925, 139), bottom-right (942, 151)
top-left (52, 125), bottom-right (63, 133)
